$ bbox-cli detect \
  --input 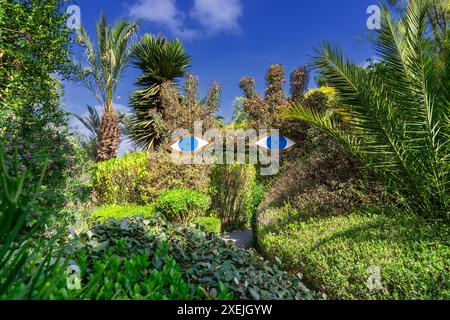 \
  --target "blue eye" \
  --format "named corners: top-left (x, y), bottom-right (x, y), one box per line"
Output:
top-left (256, 135), bottom-right (296, 151)
top-left (169, 136), bottom-right (210, 153)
